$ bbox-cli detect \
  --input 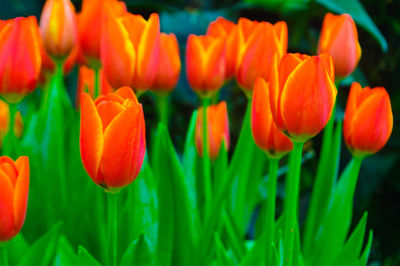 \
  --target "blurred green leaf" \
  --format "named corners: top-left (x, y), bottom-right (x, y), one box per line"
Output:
top-left (120, 234), bottom-right (155, 266)
top-left (76, 246), bottom-right (101, 266)
top-left (215, 233), bottom-right (236, 266)
top-left (244, 0), bottom-right (310, 13)
top-left (52, 235), bottom-right (78, 266)
top-left (357, 230), bottom-right (373, 266)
